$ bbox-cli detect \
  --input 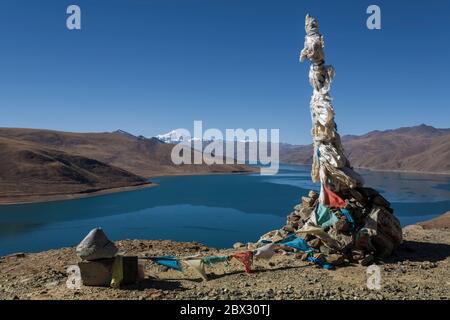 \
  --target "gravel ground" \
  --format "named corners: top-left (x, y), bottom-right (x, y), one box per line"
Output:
top-left (0, 224), bottom-right (449, 300)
